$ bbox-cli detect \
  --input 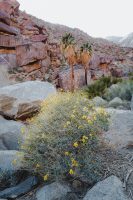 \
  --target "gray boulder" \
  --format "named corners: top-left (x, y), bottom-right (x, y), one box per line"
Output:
top-left (83, 176), bottom-right (129, 200)
top-left (0, 150), bottom-right (23, 188)
top-left (92, 96), bottom-right (107, 107)
top-left (108, 97), bottom-right (123, 108)
top-left (0, 176), bottom-right (37, 199)
top-left (0, 116), bottom-right (25, 150)
top-left (36, 182), bottom-right (71, 200)
top-left (0, 81), bottom-right (56, 120)
top-left (104, 109), bottom-right (133, 151)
